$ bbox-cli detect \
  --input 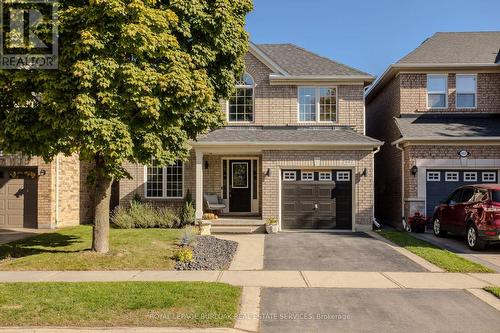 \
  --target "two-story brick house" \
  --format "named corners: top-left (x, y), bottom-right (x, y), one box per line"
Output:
top-left (366, 32), bottom-right (500, 227)
top-left (119, 43), bottom-right (382, 231)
